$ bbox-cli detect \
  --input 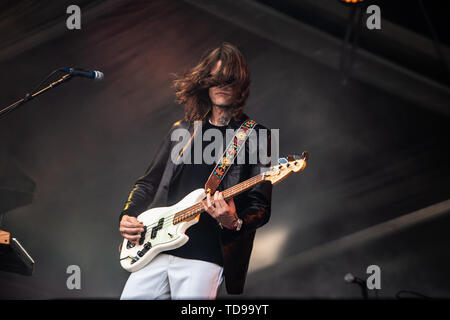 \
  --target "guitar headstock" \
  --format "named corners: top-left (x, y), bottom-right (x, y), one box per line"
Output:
top-left (263, 151), bottom-right (308, 185)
